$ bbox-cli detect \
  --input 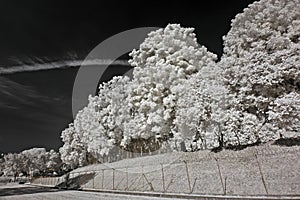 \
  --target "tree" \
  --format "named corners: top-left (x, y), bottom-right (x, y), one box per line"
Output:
top-left (221, 0), bottom-right (300, 143)
top-left (122, 24), bottom-right (217, 152)
top-left (2, 153), bottom-right (24, 178)
top-left (171, 64), bottom-right (226, 151)
top-left (1, 148), bottom-right (62, 177)
top-left (22, 148), bottom-right (48, 176)
top-left (46, 149), bottom-right (63, 175)
top-left (60, 76), bottom-right (130, 165)
top-left (59, 124), bottom-right (89, 170)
